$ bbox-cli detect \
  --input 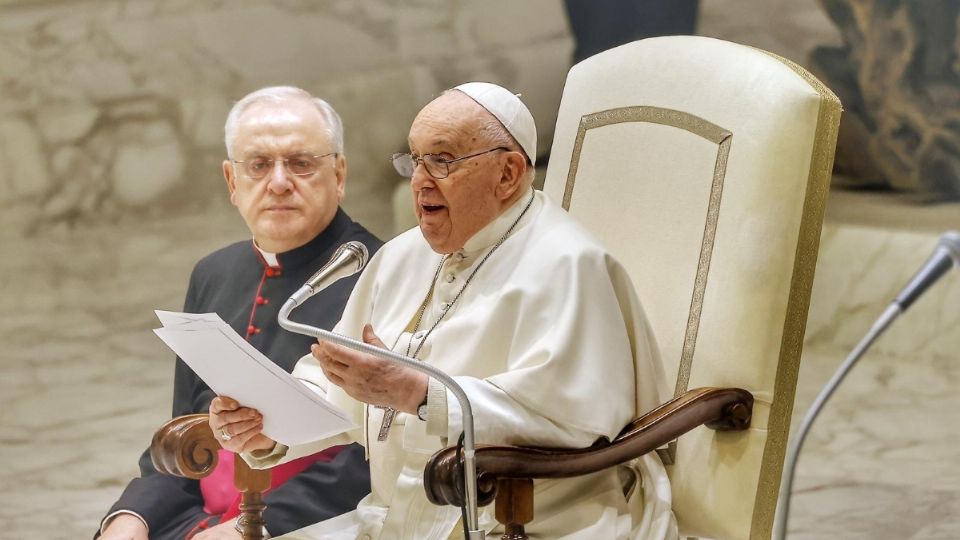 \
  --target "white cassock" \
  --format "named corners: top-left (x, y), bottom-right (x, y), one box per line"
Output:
top-left (246, 189), bottom-right (678, 539)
